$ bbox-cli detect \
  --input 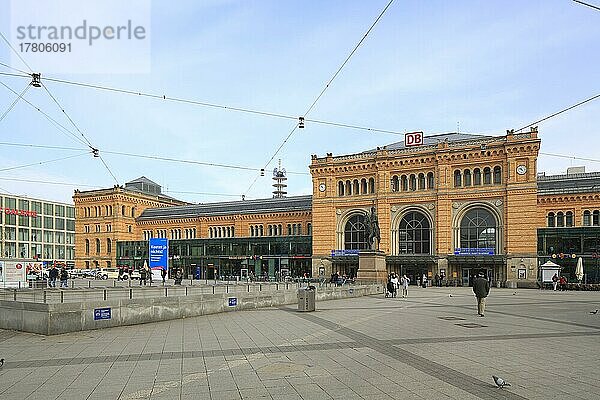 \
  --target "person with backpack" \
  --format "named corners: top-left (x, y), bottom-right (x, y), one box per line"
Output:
top-left (48, 265), bottom-right (59, 288)
top-left (59, 267), bottom-right (69, 288)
